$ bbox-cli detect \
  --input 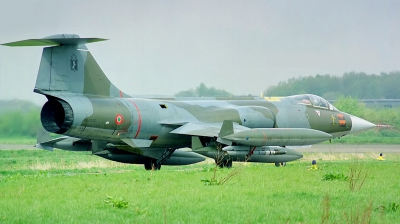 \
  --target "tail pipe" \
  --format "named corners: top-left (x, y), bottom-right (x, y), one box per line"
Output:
top-left (40, 99), bottom-right (73, 134)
